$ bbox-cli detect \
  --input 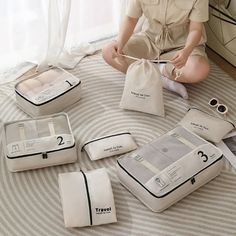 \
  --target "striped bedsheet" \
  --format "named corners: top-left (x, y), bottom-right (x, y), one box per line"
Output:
top-left (0, 54), bottom-right (236, 236)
